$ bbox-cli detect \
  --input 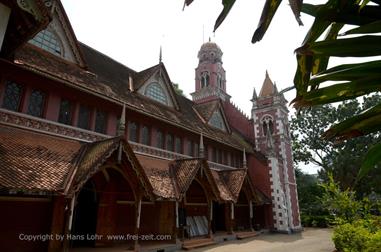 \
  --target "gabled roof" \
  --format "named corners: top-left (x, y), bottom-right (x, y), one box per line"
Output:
top-left (134, 62), bottom-right (180, 110)
top-left (50, 0), bottom-right (86, 67)
top-left (210, 169), bottom-right (247, 203)
top-left (0, 124), bottom-right (154, 199)
top-left (136, 154), bottom-right (177, 200)
top-left (193, 99), bottom-right (231, 133)
top-left (12, 43), bottom-right (254, 153)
